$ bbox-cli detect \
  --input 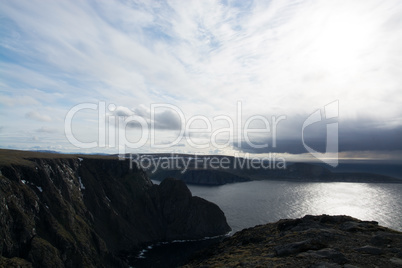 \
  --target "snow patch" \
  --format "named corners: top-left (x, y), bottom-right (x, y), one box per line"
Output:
top-left (36, 186), bottom-right (43, 192)
top-left (78, 158), bottom-right (83, 162)
top-left (21, 180), bottom-right (26, 184)
top-left (78, 176), bottom-right (85, 190)
top-left (137, 249), bottom-right (147, 259)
